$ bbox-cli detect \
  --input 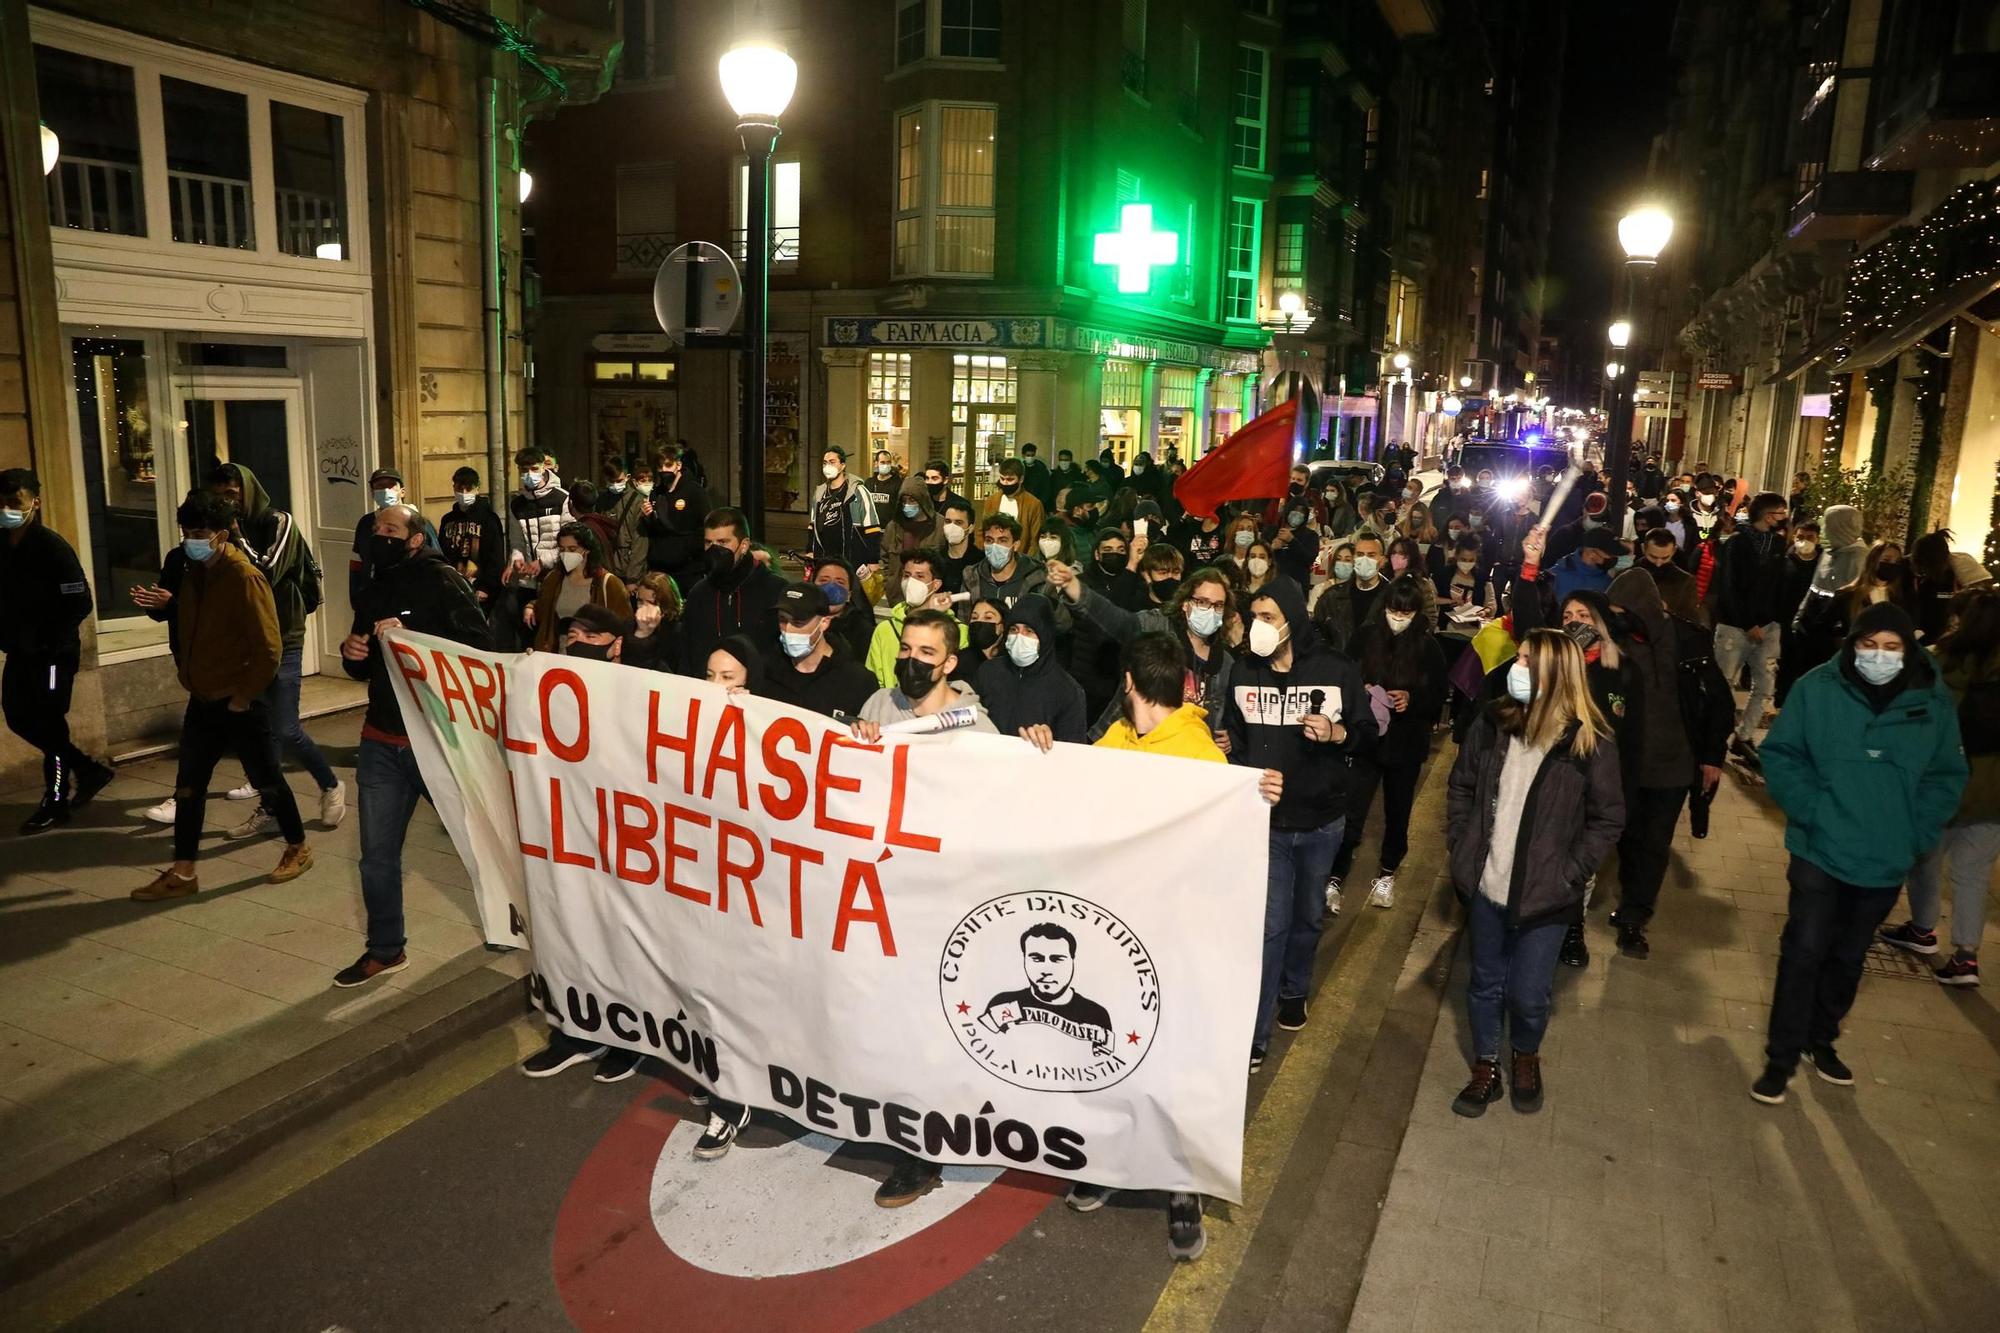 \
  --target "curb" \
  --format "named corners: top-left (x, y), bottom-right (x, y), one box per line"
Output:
top-left (0, 956), bottom-right (527, 1288)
